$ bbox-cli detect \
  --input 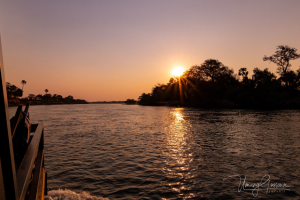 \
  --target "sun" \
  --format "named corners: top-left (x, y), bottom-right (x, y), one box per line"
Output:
top-left (172, 66), bottom-right (185, 77)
